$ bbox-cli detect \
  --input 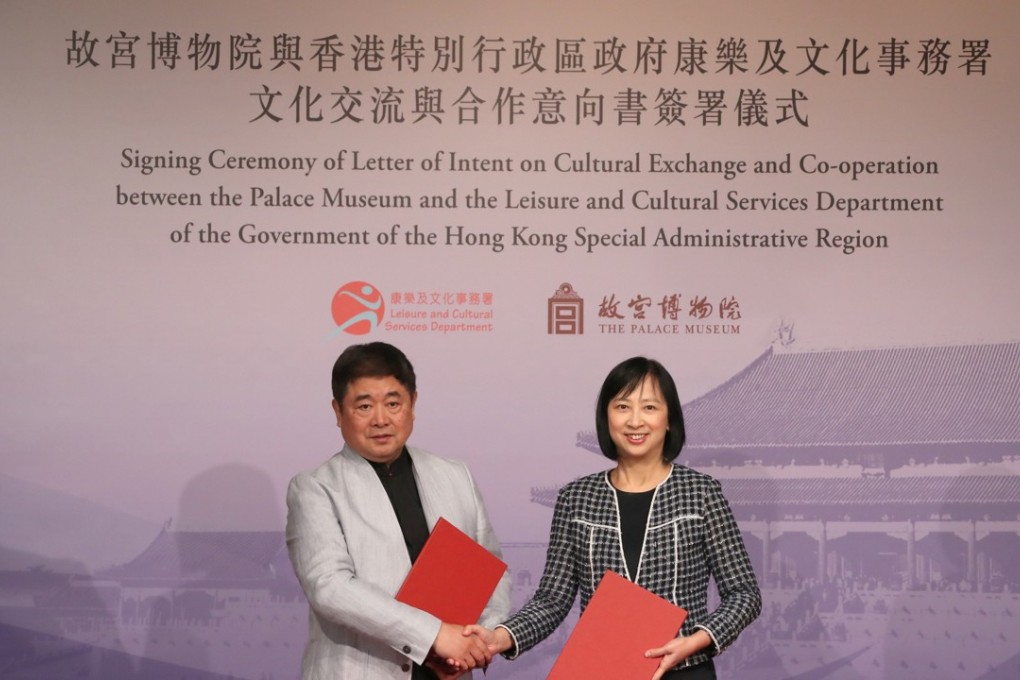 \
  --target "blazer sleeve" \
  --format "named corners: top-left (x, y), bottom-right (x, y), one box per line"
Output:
top-left (693, 478), bottom-right (762, 653)
top-left (285, 471), bottom-right (442, 665)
